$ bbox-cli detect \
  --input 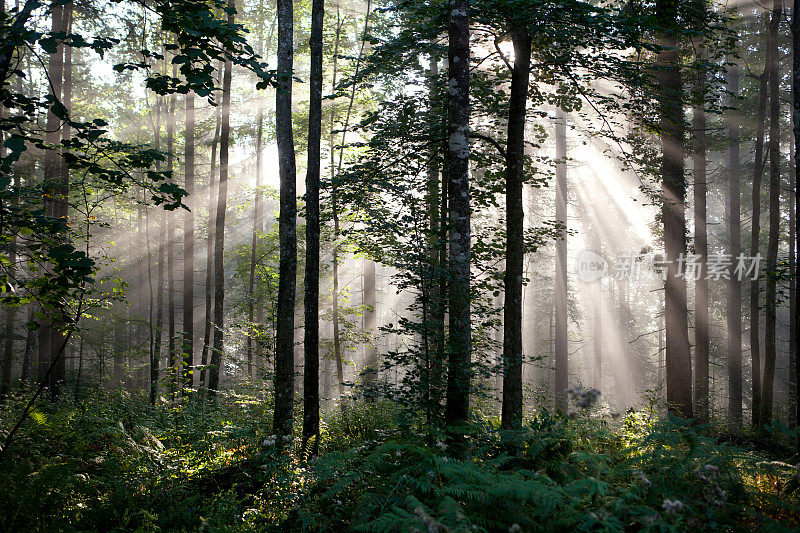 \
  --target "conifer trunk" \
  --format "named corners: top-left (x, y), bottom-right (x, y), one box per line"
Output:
top-left (209, 4), bottom-right (234, 396)
top-left (760, 0), bottom-right (782, 425)
top-left (658, 0), bottom-right (692, 419)
top-left (501, 29), bottom-right (532, 429)
top-left (273, 0), bottom-right (297, 439)
top-left (302, 0), bottom-right (323, 456)
top-left (693, 50), bottom-right (709, 422)
top-left (444, 0), bottom-right (471, 444)
top-left (727, 62), bottom-right (743, 426)
top-left (183, 90), bottom-right (195, 392)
